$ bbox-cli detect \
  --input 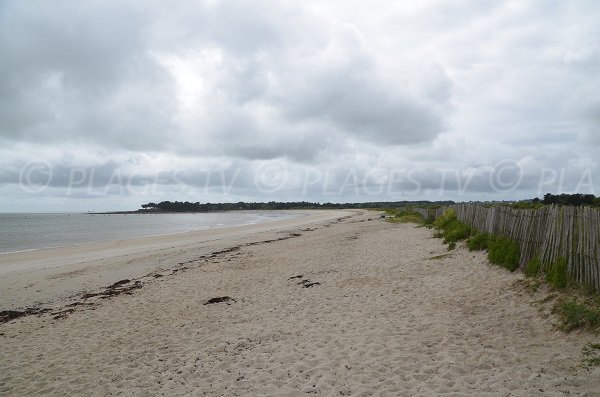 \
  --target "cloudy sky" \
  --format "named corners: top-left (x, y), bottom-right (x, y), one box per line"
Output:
top-left (1, 0), bottom-right (599, 212)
